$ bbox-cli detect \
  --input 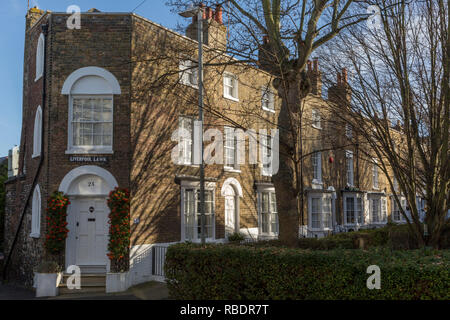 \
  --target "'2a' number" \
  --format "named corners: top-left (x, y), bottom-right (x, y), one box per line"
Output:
top-left (88, 181), bottom-right (95, 188)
